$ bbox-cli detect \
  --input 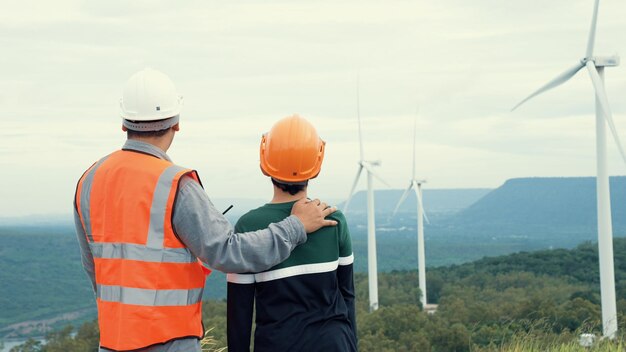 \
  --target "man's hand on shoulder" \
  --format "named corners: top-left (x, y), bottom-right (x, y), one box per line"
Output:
top-left (291, 198), bottom-right (338, 233)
